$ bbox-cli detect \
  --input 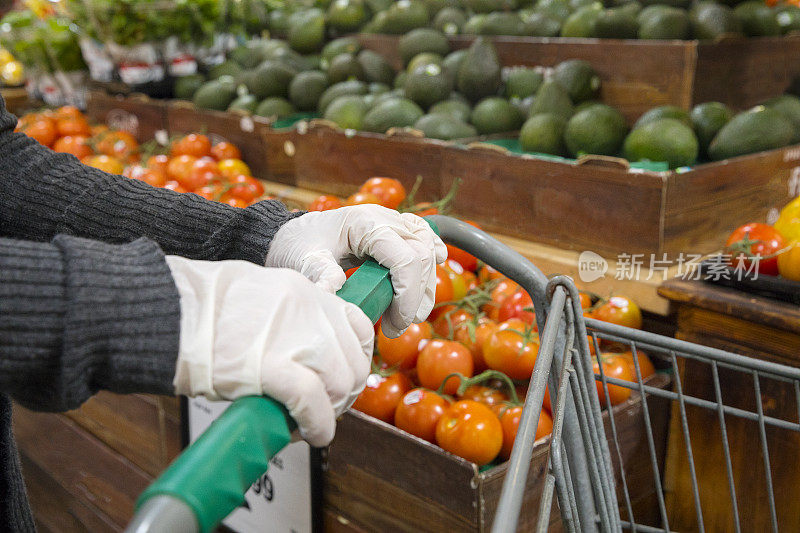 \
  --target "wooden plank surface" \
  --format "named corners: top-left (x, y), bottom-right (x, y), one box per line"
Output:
top-left (12, 406), bottom-right (152, 529)
top-left (85, 91), bottom-right (167, 144)
top-left (258, 178), bottom-right (677, 315)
